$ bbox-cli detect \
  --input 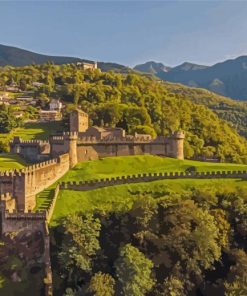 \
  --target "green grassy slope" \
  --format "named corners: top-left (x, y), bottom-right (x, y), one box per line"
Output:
top-left (33, 155), bottom-right (247, 224)
top-left (0, 121), bottom-right (64, 152)
top-left (0, 153), bottom-right (27, 171)
top-left (51, 178), bottom-right (247, 225)
top-left (61, 155), bottom-right (247, 182)
top-left (0, 121), bottom-right (63, 142)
